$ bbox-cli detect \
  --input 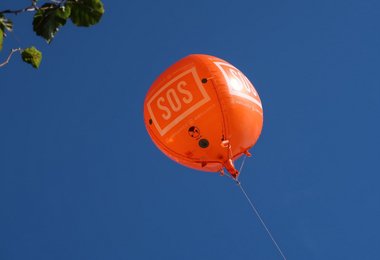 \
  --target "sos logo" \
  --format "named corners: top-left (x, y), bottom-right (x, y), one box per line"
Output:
top-left (214, 61), bottom-right (262, 109)
top-left (147, 68), bottom-right (210, 136)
